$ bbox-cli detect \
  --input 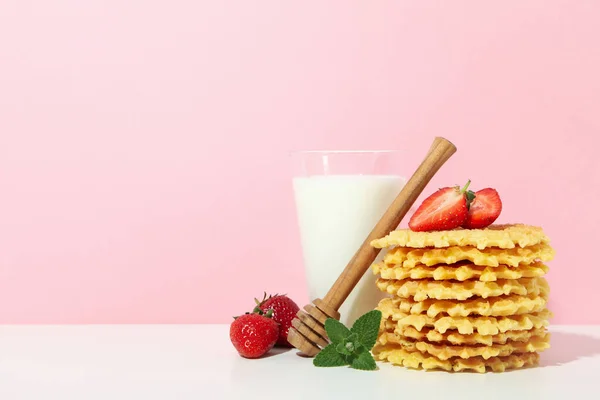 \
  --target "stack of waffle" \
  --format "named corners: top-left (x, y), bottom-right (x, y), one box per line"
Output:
top-left (369, 224), bottom-right (555, 373)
